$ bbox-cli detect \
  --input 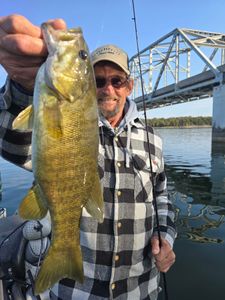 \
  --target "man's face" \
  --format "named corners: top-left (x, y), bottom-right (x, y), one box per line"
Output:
top-left (94, 62), bottom-right (133, 120)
